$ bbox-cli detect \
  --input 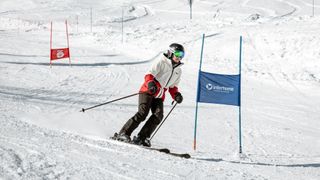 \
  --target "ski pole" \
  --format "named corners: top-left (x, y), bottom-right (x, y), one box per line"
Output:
top-left (80, 92), bottom-right (140, 112)
top-left (149, 102), bottom-right (178, 140)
